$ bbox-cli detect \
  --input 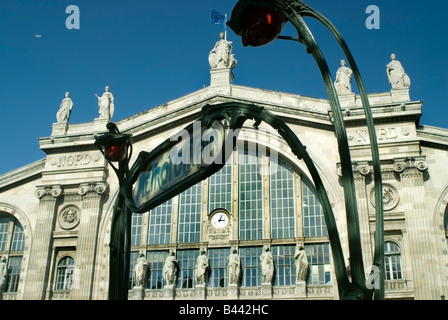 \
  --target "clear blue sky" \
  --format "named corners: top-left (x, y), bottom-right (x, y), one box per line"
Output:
top-left (1, 0), bottom-right (447, 175)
